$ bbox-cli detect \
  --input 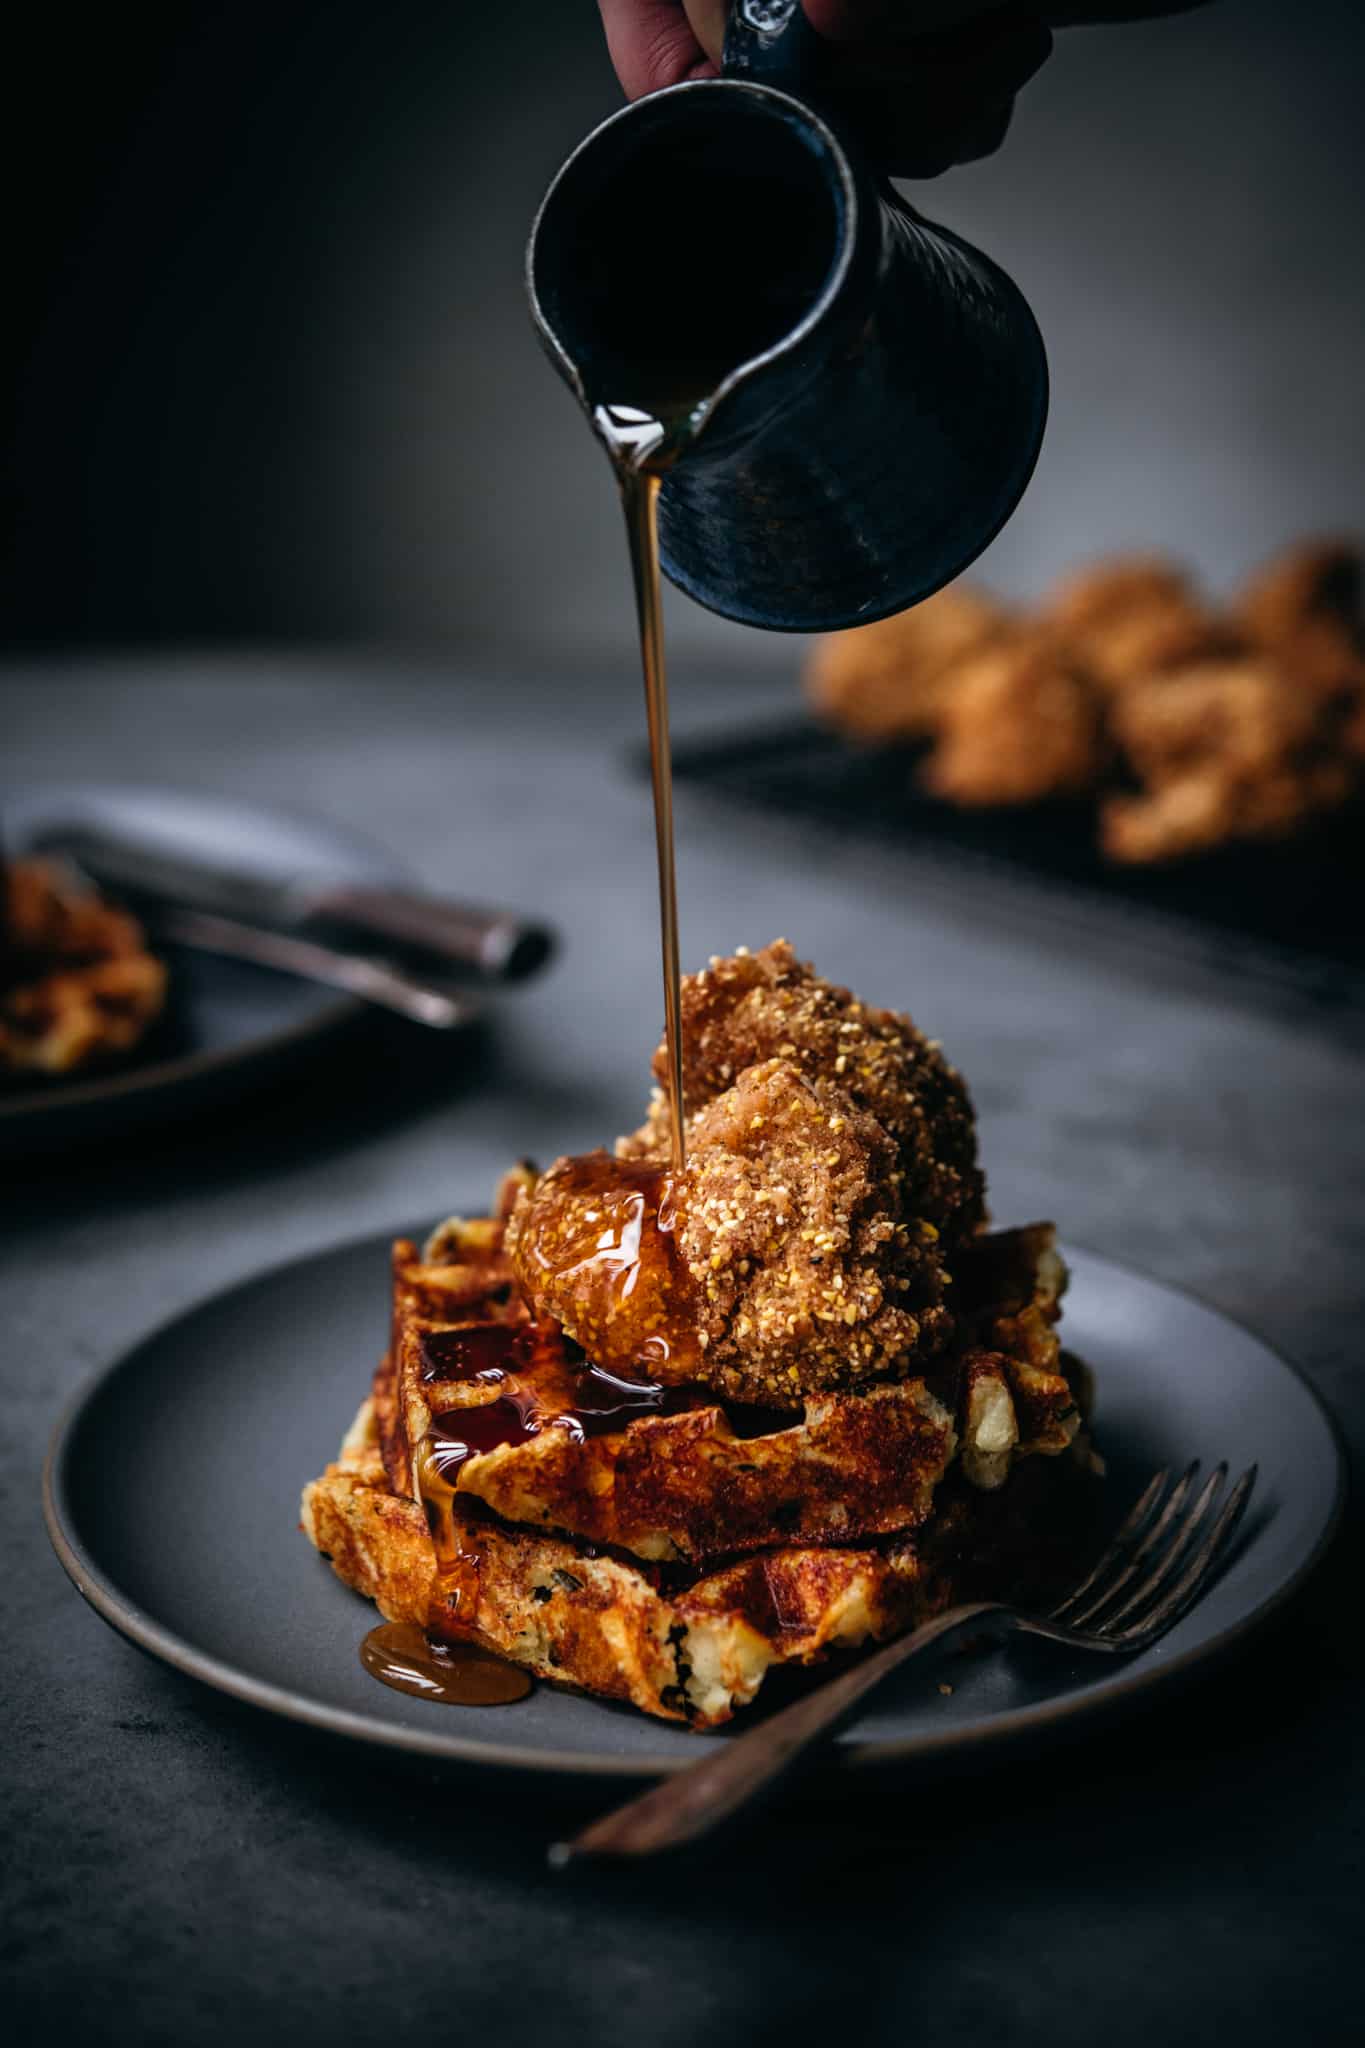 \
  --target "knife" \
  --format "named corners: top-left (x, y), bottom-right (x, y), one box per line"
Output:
top-left (145, 906), bottom-right (478, 1030)
top-left (28, 825), bottom-right (555, 985)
